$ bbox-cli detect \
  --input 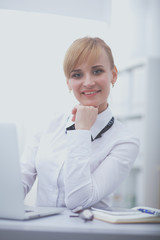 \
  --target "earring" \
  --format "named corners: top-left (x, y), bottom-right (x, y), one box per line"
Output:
top-left (69, 89), bottom-right (72, 94)
top-left (112, 83), bottom-right (115, 88)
